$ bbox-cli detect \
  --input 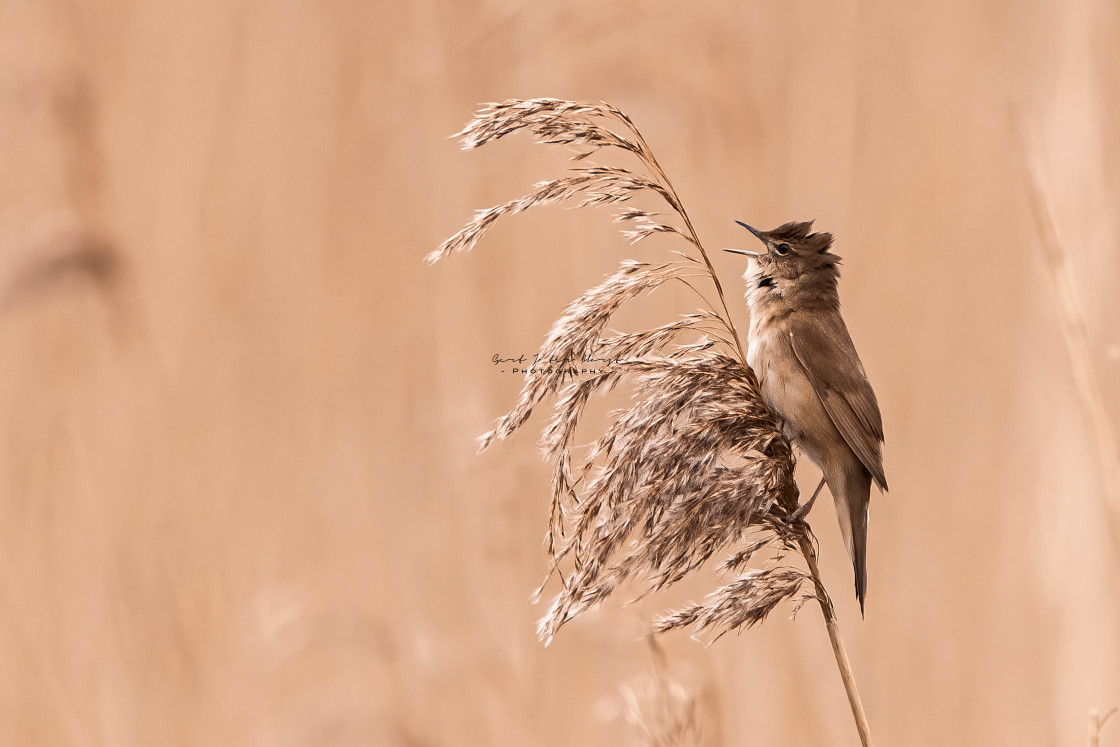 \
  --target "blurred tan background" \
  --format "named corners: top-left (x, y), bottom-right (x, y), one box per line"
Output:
top-left (0, 0), bottom-right (1117, 744)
